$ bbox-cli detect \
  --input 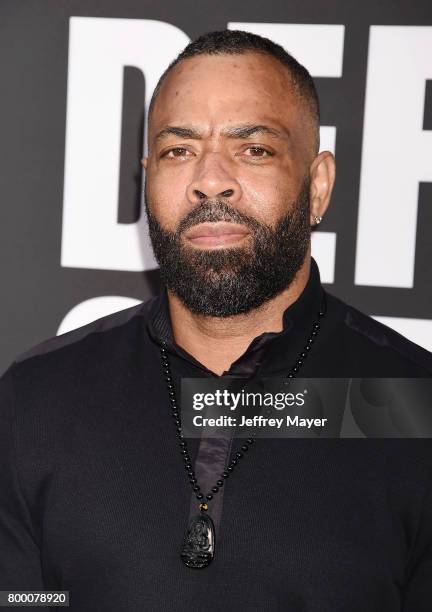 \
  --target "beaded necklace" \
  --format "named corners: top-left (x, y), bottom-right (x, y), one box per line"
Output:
top-left (160, 290), bottom-right (327, 568)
